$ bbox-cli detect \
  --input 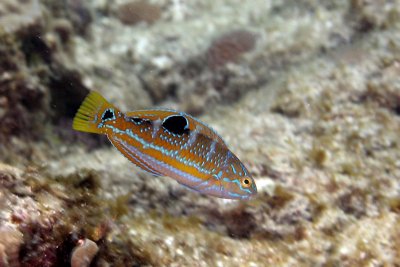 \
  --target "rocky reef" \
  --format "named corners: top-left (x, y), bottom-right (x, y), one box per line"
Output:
top-left (0, 0), bottom-right (400, 266)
